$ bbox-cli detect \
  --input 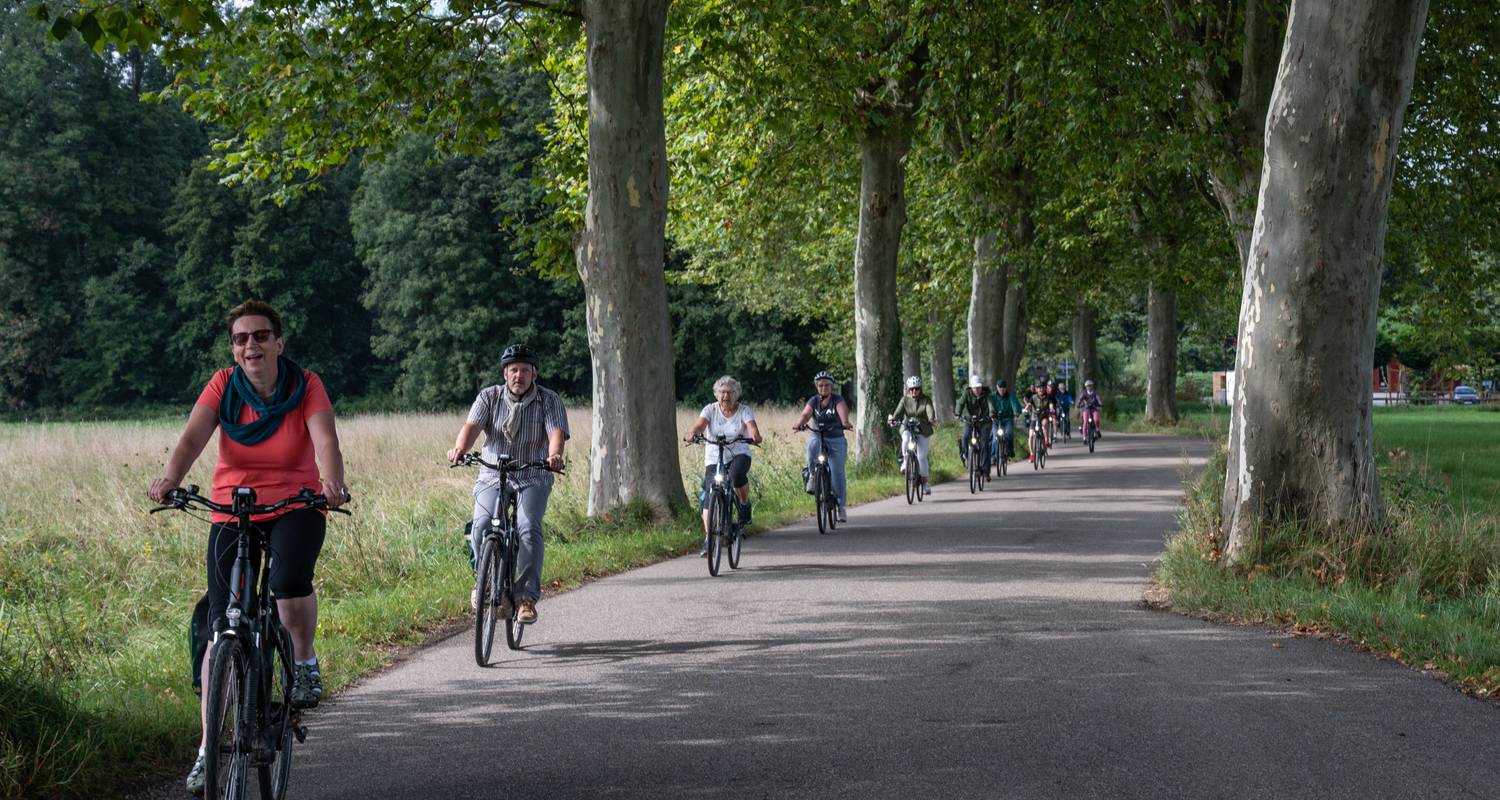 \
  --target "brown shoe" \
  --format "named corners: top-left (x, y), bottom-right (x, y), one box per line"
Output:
top-left (516, 599), bottom-right (537, 624)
